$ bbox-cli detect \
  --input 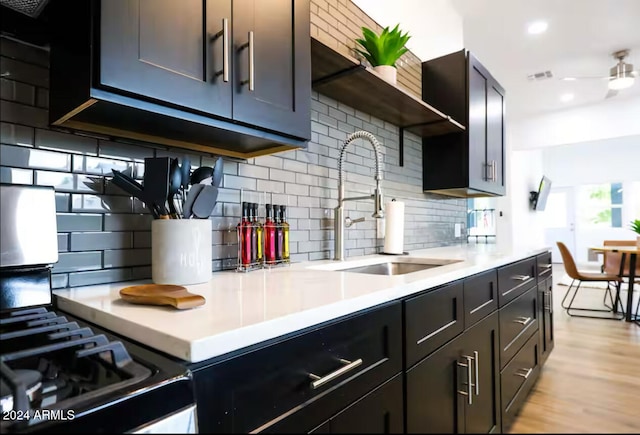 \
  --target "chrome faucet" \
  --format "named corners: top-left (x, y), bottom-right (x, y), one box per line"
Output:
top-left (334, 131), bottom-right (384, 261)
